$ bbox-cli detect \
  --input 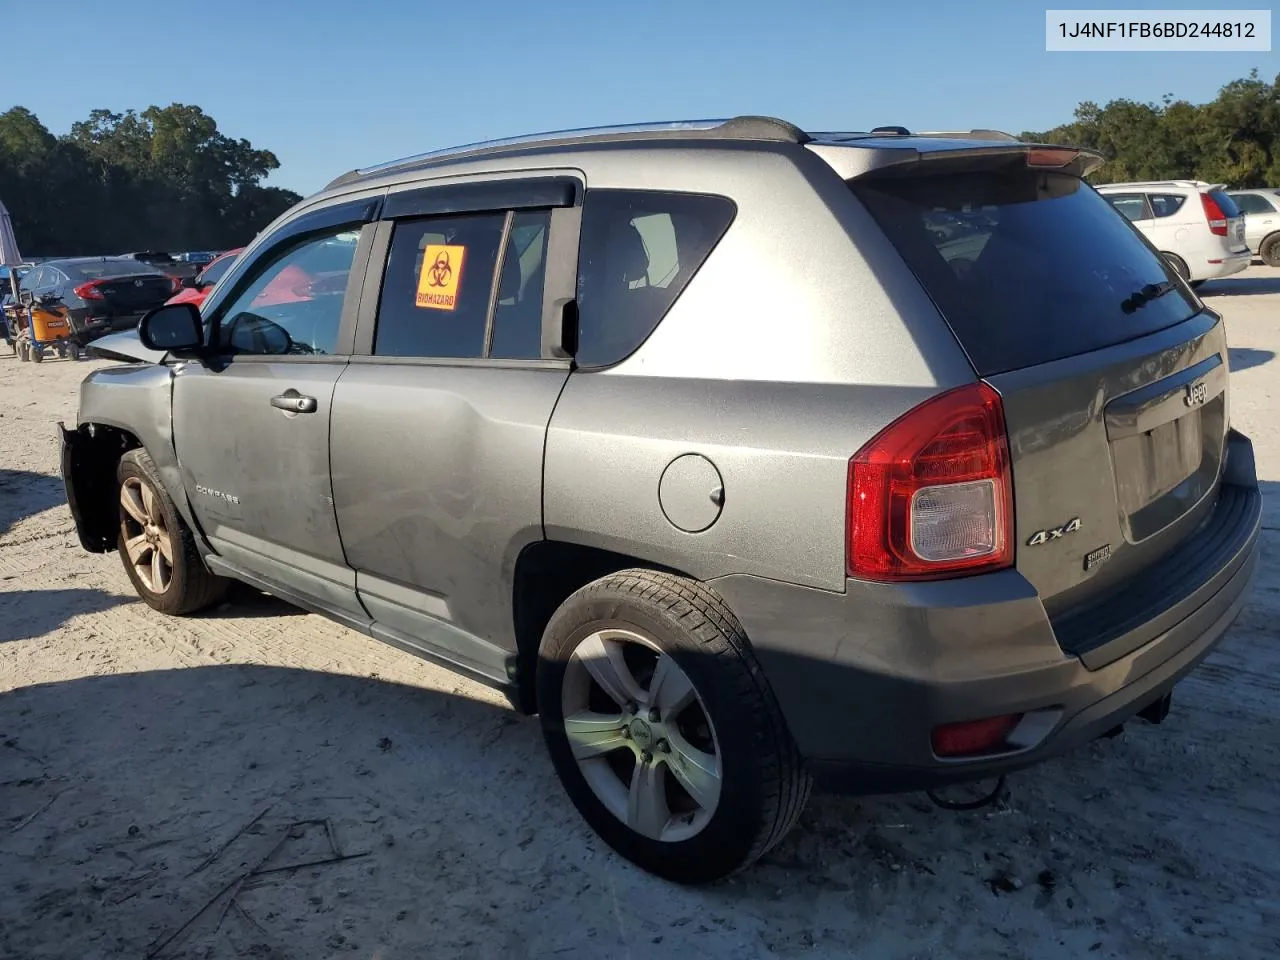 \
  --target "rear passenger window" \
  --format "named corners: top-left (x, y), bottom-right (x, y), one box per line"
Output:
top-left (1148, 194), bottom-right (1186, 218)
top-left (1104, 193), bottom-right (1149, 222)
top-left (374, 211), bottom-right (551, 360)
top-left (575, 190), bottom-right (735, 367)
